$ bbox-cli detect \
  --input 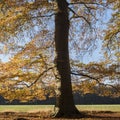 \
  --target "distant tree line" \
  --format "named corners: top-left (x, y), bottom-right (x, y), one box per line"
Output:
top-left (0, 93), bottom-right (120, 105)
